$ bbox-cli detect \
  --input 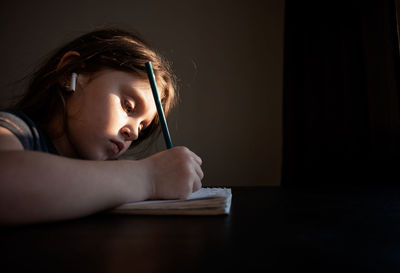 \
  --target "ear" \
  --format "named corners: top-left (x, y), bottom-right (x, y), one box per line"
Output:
top-left (57, 51), bottom-right (80, 91)
top-left (56, 51), bottom-right (80, 71)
